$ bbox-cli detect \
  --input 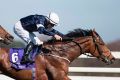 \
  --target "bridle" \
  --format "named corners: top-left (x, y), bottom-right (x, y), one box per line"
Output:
top-left (92, 36), bottom-right (112, 63)
top-left (47, 35), bottom-right (113, 64)
top-left (71, 35), bottom-right (112, 63)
